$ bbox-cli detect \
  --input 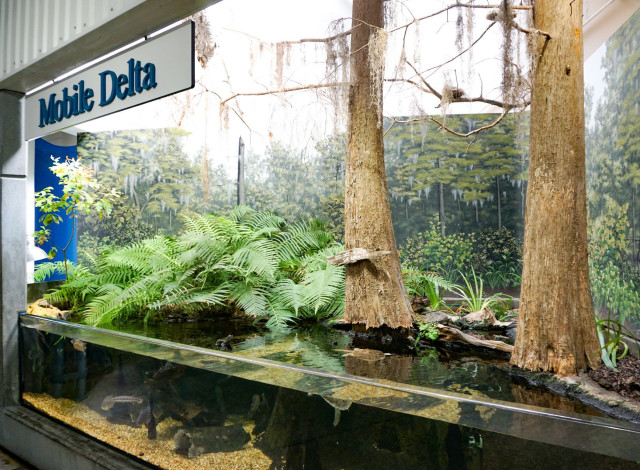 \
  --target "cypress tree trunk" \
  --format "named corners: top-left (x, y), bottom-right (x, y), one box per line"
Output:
top-left (344, 0), bottom-right (413, 329)
top-left (511, 0), bottom-right (600, 375)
